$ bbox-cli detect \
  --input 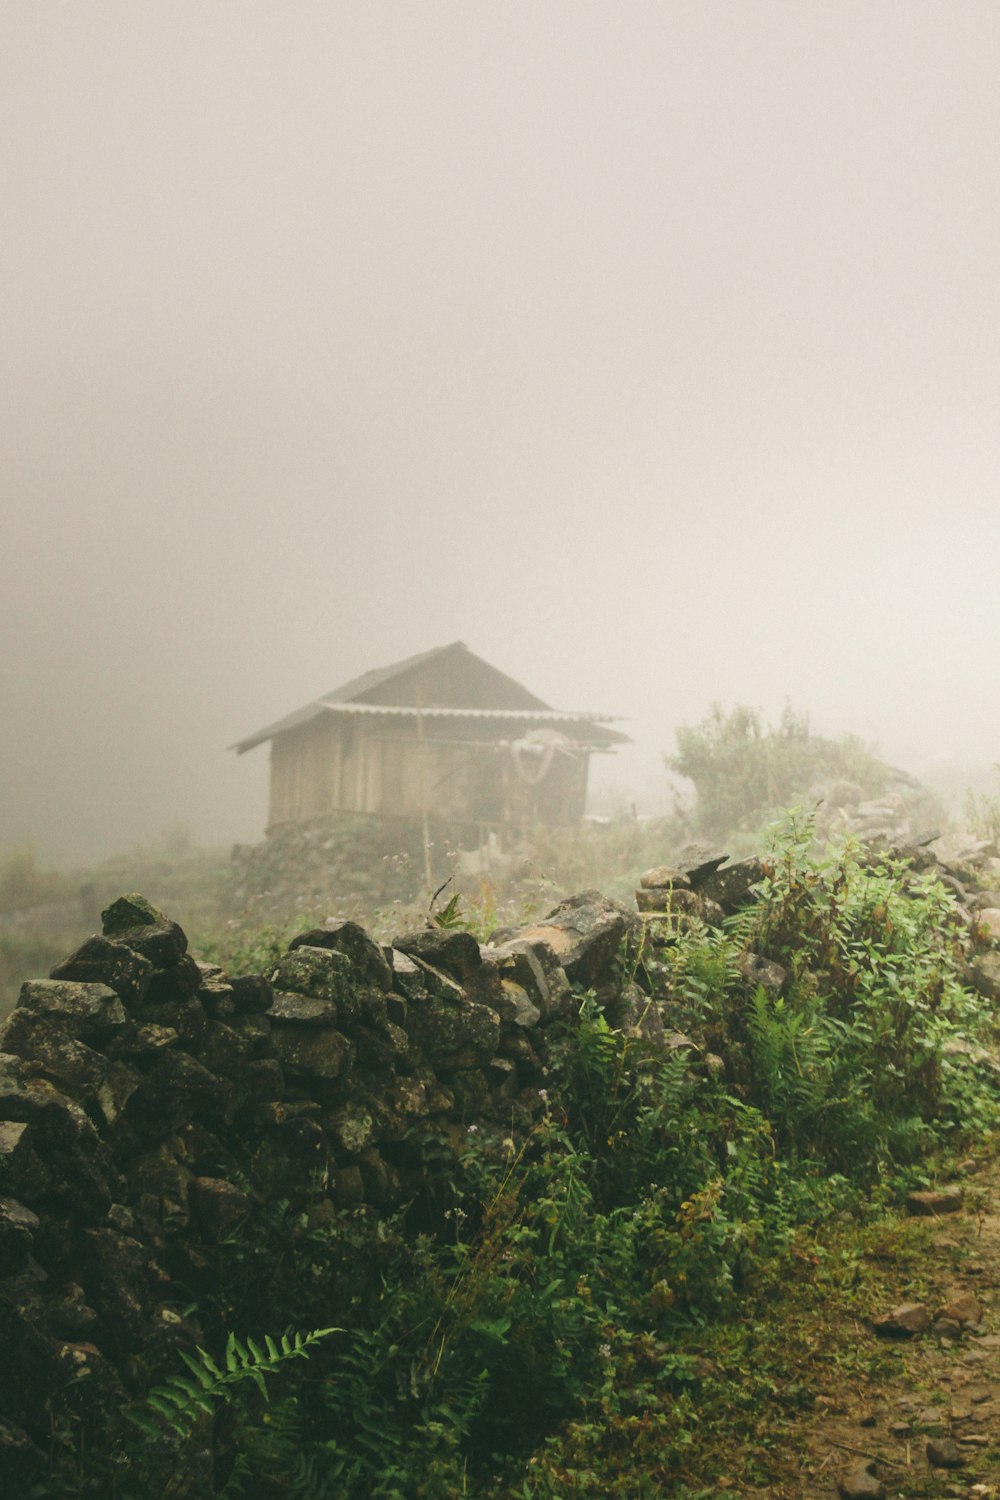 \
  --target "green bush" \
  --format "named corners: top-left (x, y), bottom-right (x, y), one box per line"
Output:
top-left (667, 701), bottom-right (886, 839)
